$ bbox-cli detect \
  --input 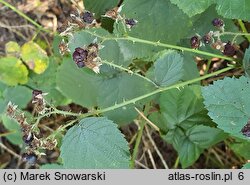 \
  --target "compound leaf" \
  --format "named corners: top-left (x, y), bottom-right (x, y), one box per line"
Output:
top-left (60, 117), bottom-right (130, 168)
top-left (178, 125), bottom-right (225, 168)
top-left (151, 85), bottom-right (225, 168)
